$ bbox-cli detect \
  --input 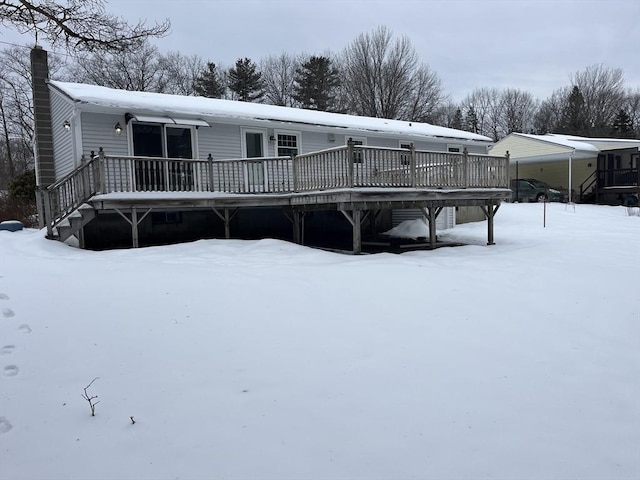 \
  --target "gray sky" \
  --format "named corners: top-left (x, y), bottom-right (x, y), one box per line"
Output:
top-left (3, 0), bottom-right (639, 102)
